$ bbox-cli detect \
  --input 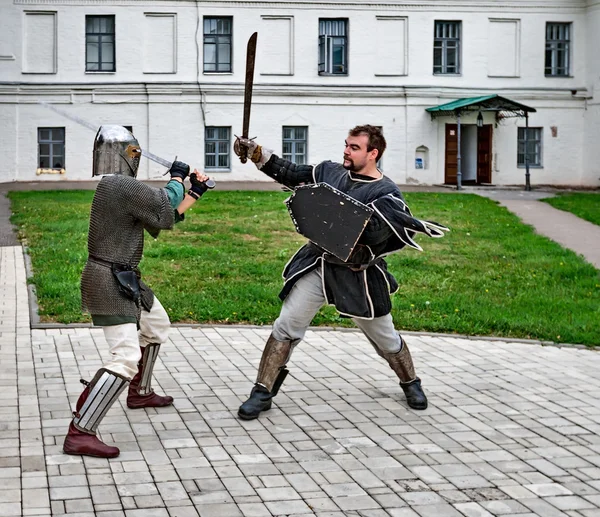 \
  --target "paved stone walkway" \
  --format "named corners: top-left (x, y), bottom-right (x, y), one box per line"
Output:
top-left (473, 189), bottom-right (600, 269)
top-left (1, 244), bottom-right (600, 517)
